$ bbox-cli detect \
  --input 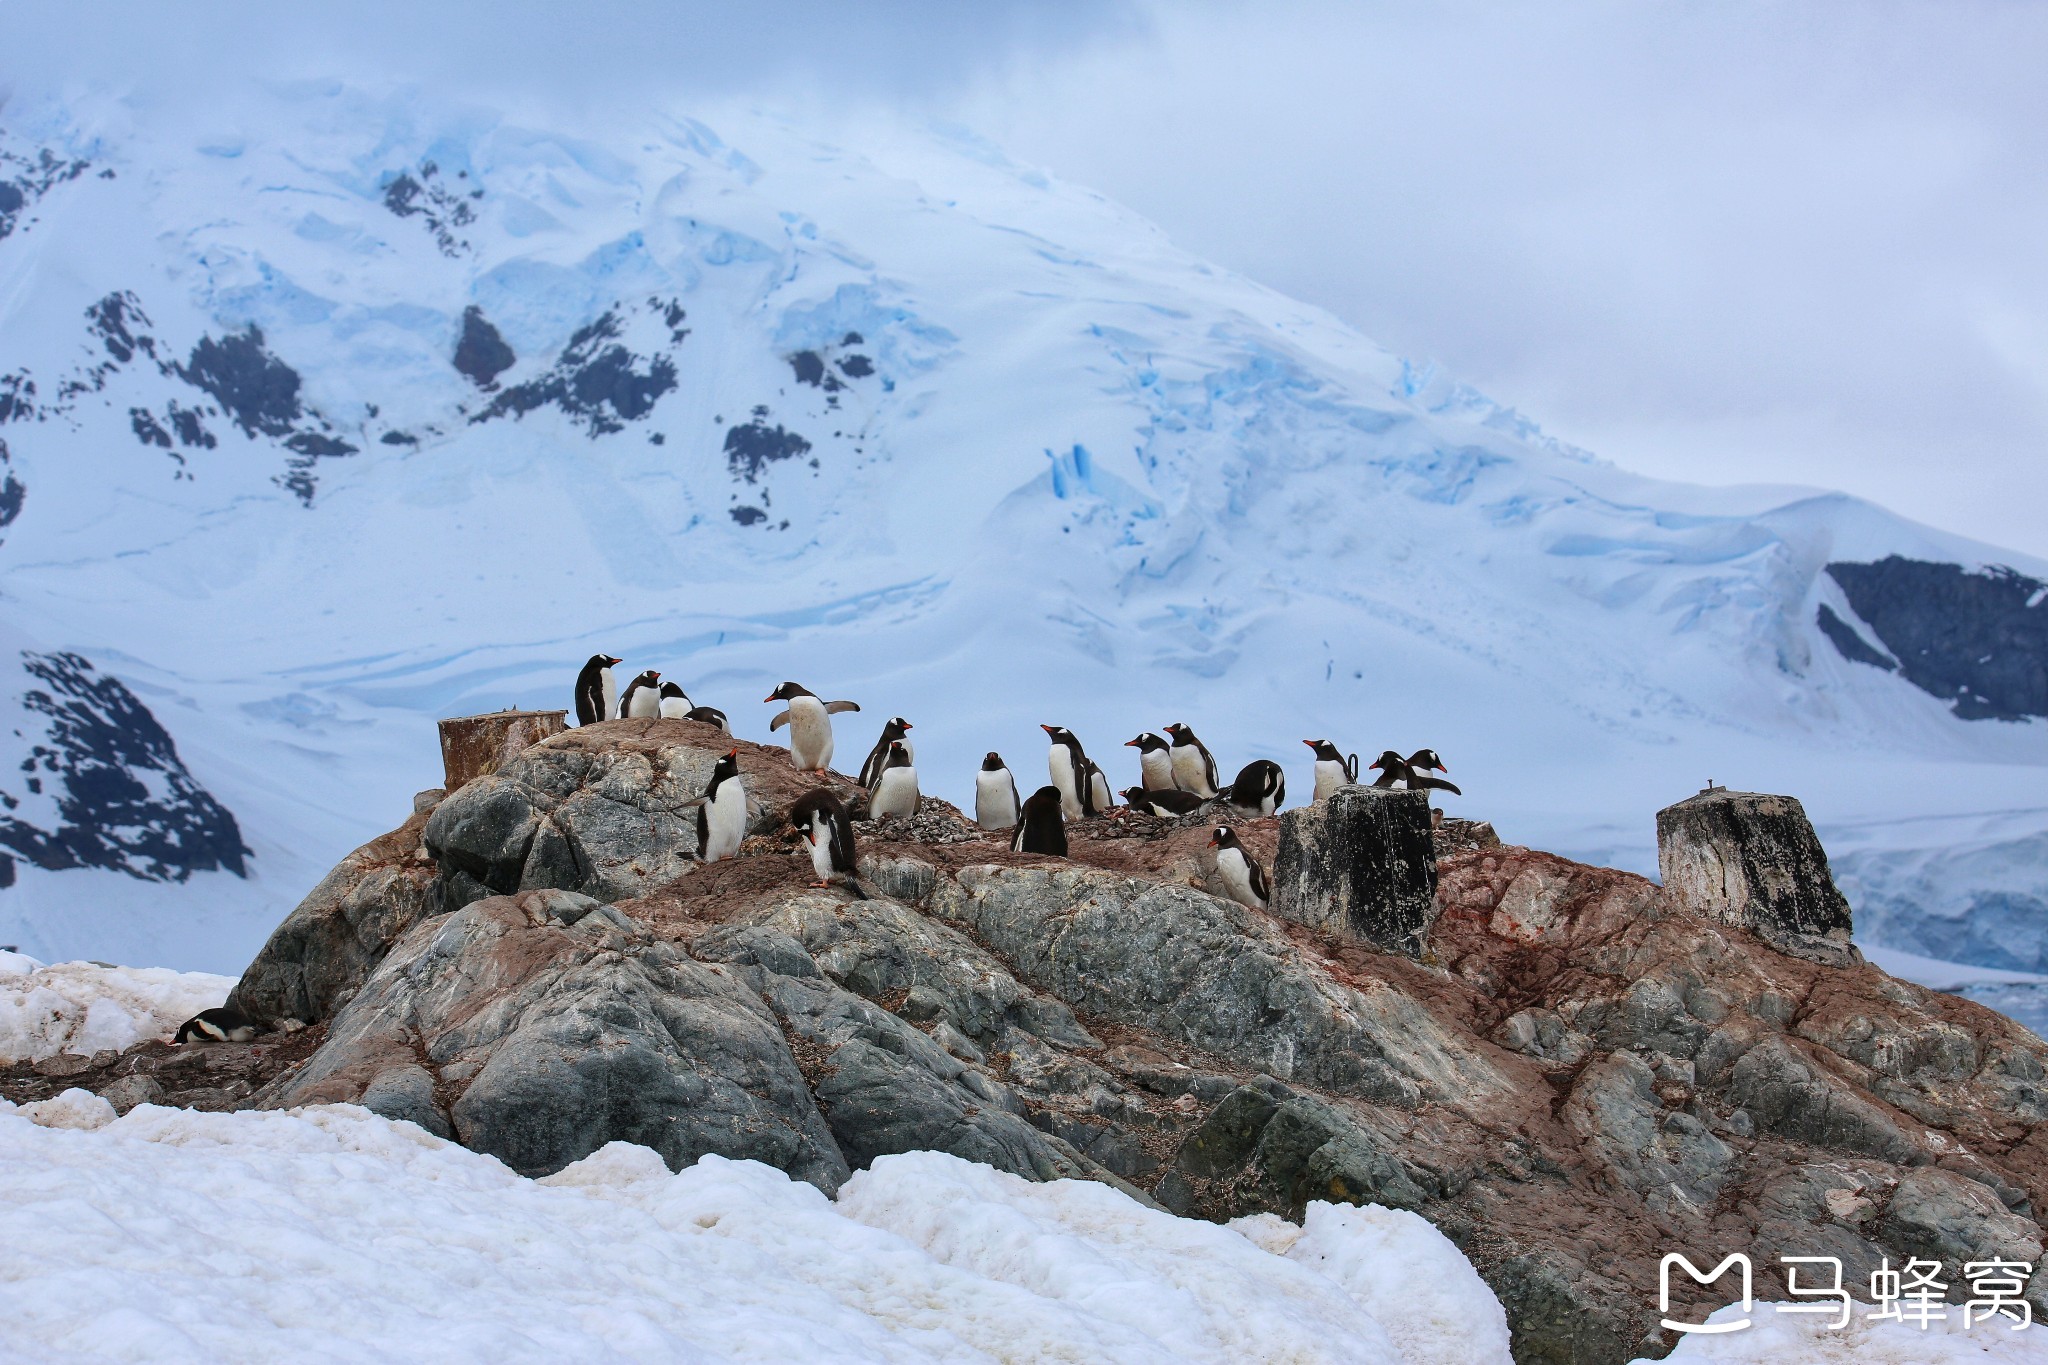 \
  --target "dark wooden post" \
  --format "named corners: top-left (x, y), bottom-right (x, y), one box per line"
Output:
top-left (437, 709), bottom-right (569, 792)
